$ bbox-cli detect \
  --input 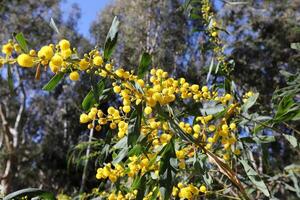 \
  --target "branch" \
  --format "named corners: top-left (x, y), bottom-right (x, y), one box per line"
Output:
top-left (14, 67), bottom-right (26, 132)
